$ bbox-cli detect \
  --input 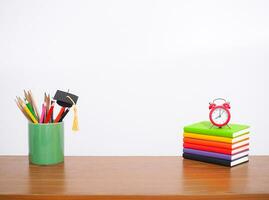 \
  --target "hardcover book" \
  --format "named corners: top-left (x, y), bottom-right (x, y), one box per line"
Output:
top-left (184, 121), bottom-right (250, 138)
top-left (183, 148), bottom-right (249, 160)
top-left (183, 152), bottom-right (249, 167)
top-left (183, 137), bottom-right (249, 149)
top-left (184, 132), bottom-right (249, 143)
top-left (183, 142), bottom-right (249, 154)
